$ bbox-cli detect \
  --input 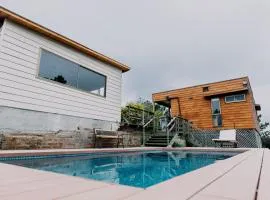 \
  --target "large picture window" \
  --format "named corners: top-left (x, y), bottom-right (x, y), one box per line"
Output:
top-left (39, 49), bottom-right (106, 97)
